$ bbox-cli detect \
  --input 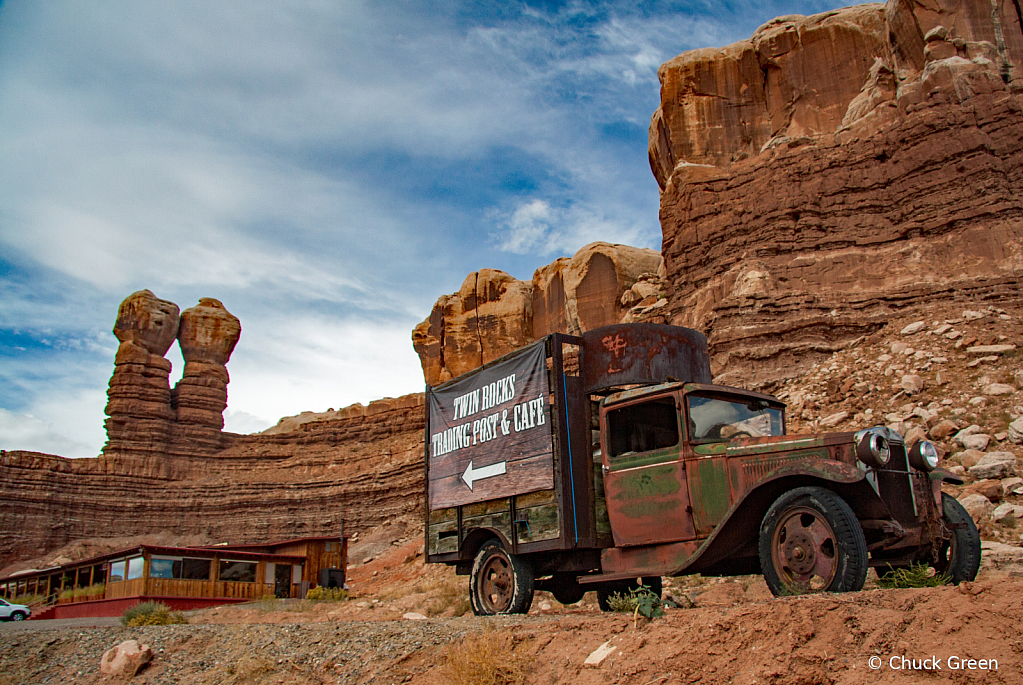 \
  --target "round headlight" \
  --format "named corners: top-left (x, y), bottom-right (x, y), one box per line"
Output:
top-left (908, 440), bottom-right (940, 471)
top-left (856, 430), bottom-right (891, 467)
